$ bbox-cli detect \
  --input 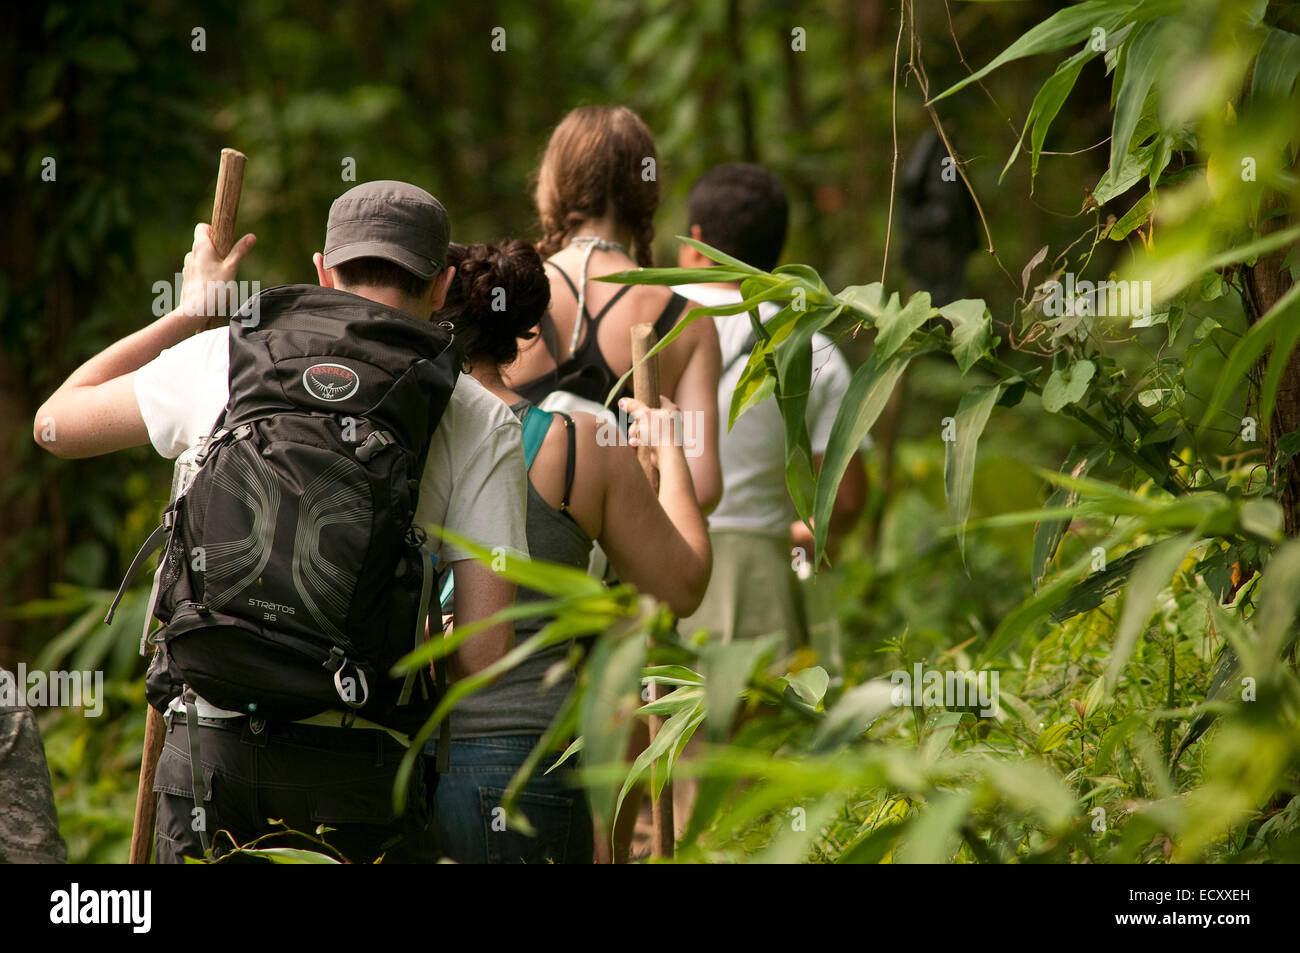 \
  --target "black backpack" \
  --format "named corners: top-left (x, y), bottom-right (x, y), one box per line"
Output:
top-left (107, 284), bottom-right (459, 738)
